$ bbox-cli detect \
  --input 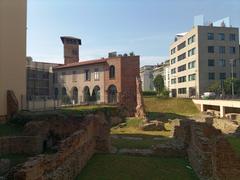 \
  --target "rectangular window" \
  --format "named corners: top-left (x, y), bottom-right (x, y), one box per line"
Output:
top-left (208, 46), bottom-right (214, 53)
top-left (177, 41), bottom-right (186, 51)
top-left (54, 72), bottom-right (58, 84)
top-left (177, 64), bottom-right (186, 72)
top-left (188, 61), bottom-right (196, 69)
top-left (177, 53), bottom-right (186, 61)
top-left (188, 48), bottom-right (196, 57)
top-left (208, 59), bottom-right (215, 66)
top-left (218, 33), bottom-right (225, 40)
top-left (94, 68), bottom-right (100, 80)
top-left (85, 69), bottom-right (90, 81)
top-left (178, 76), bottom-right (186, 83)
top-left (171, 48), bottom-right (176, 55)
top-left (229, 47), bottom-right (236, 54)
top-left (230, 73), bottom-right (237, 78)
top-left (229, 34), bottom-right (236, 41)
top-left (219, 59), bottom-right (226, 67)
top-left (171, 58), bottom-right (176, 64)
top-left (188, 74), bottom-right (196, 81)
top-left (72, 71), bottom-right (77, 82)
top-left (208, 73), bottom-right (215, 80)
top-left (171, 68), bottom-right (176, 74)
top-left (61, 72), bottom-right (66, 83)
top-left (171, 78), bottom-right (176, 84)
top-left (178, 88), bottom-right (187, 94)
top-left (220, 73), bottom-right (226, 80)
top-left (208, 33), bottom-right (214, 40)
top-left (231, 59), bottom-right (237, 67)
top-left (188, 35), bottom-right (195, 44)
top-left (219, 46), bottom-right (225, 54)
